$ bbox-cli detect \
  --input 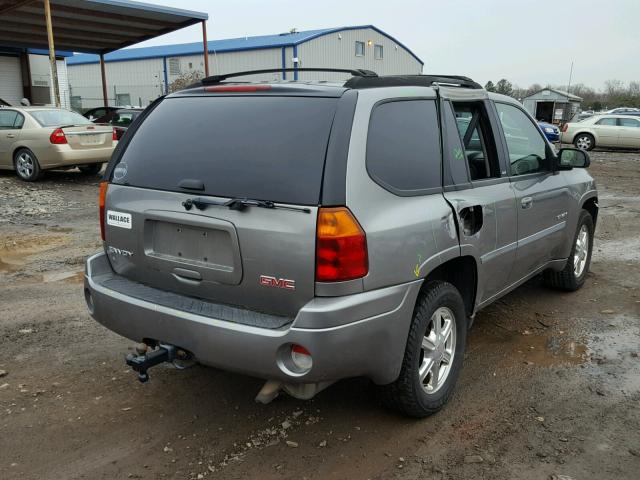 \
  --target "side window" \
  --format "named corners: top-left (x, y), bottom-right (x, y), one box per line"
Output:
top-left (14, 113), bottom-right (24, 129)
top-left (619, 118), bottom-right (640, 128)
top-left (495, 102), bottom-right (548, 176)
top-left (366, 100), bottom-right (441, 194)
top-left (374, 44), bottom-right (383, 60)
top-left (597, 118), bottom-right (617, 126)
top-left (0, 110), bottom-right (18, 130)
top-left (442, 101), bottom-right (470, 186)
top-left (451, 102), bottom-right (501, 181)
top-left (355, 41), bottom-right (365, 57)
